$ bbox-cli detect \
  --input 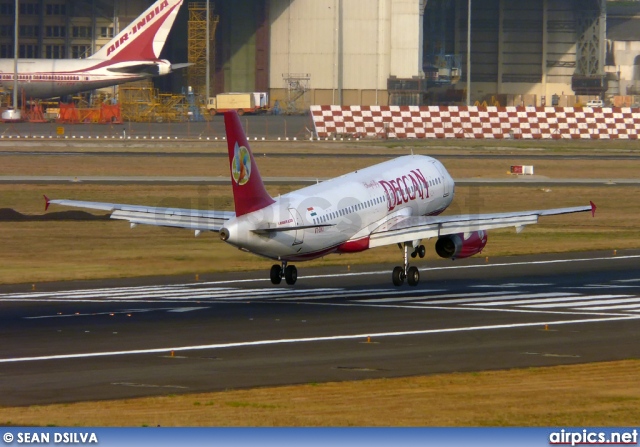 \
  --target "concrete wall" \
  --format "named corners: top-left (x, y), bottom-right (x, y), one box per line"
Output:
top-left (607, 40), bottom-right (640, 97)
top-left (269, 0), bottom-right (421, 106)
